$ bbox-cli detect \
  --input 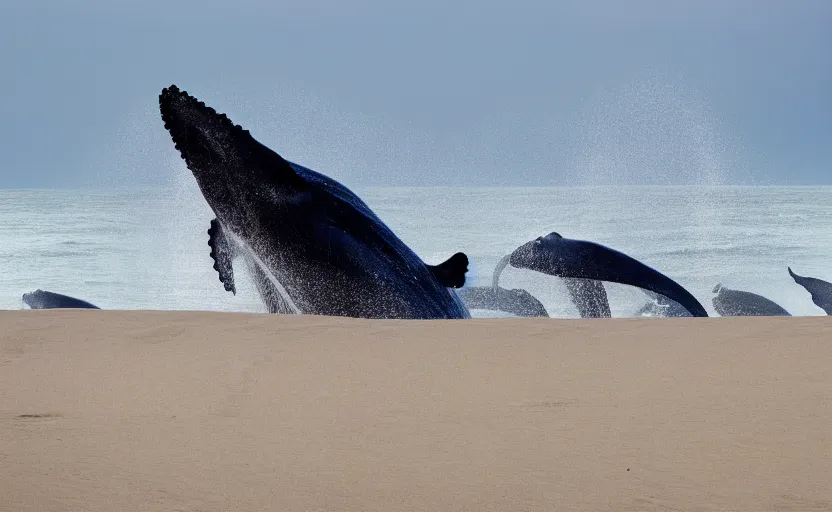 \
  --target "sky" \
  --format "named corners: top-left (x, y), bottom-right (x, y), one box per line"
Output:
top-left (1, 0), bottom-right (830, 188)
